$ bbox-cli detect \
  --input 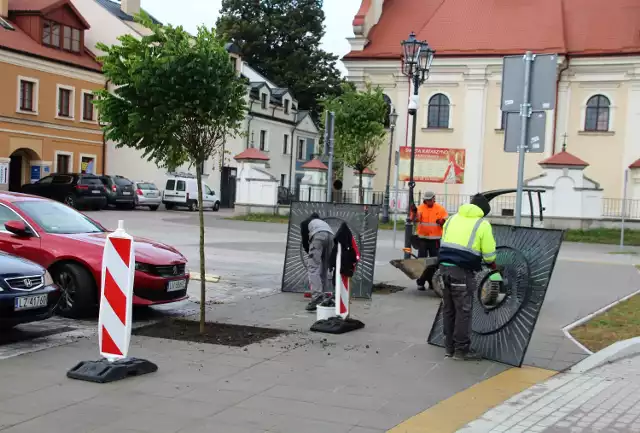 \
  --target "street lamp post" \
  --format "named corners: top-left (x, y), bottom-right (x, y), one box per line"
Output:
top-left (401, 32), bottom-right (435, 259)
top-left (382, 108), bottom-right (399, 223)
